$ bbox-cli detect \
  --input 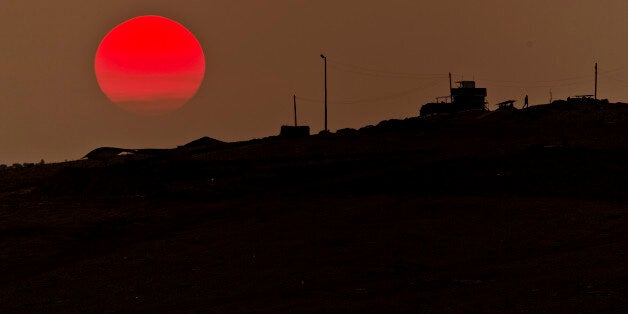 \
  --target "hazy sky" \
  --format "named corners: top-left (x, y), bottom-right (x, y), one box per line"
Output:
top-left (2, 0), bottom-right (627, 164)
